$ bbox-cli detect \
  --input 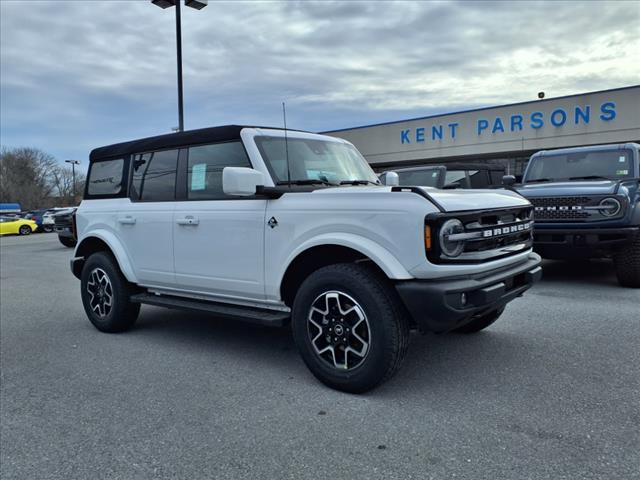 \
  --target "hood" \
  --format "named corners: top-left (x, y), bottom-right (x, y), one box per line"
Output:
top-left (310, 185), bottom-right (531, 212)
top-left (516, 180), bottom-right (619, 197)
top-left (421, 187), bottom-right (531, 211)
